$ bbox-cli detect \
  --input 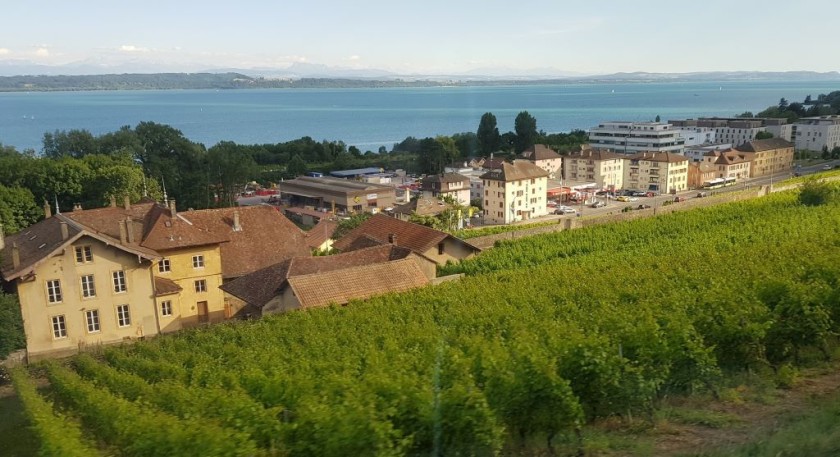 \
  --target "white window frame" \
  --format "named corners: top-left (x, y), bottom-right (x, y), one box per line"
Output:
top-left (112, 270), bottom-right (127, 293)
top-left (51, 315), bottom-right (67, 339)
top-left (116, 304), bottom-right (131, 327)
top-left (192, 255), bottom-right (205, 269)
top-left (158, 258), bottom-right (171, 273)
top-left (81, 274), bottom-right (96, 298)
top-left (85, 309), bottom-right (100, 333)
top-left (46, 279), bottom-right (63, 304)
top-left (160, 300), bottom-right (173, 317)
top-left (75, 246), bottom-right (93, 264)
top-left (194, 279), bottom-right (207, 293)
